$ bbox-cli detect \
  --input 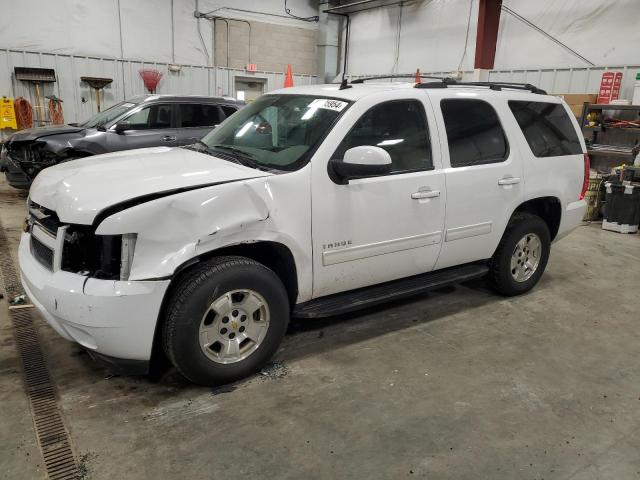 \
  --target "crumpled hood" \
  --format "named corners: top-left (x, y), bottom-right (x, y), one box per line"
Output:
top-left (29, 146), bottom-right (271, 225)
top-left (8, 125), bottom-right (85, 142)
